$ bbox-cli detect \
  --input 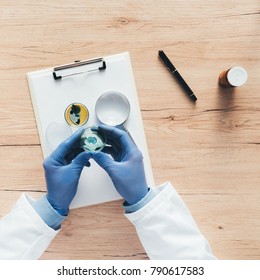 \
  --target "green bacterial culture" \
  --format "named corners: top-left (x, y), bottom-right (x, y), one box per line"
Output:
top-left (80, 128), bottom-right (105, 152)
